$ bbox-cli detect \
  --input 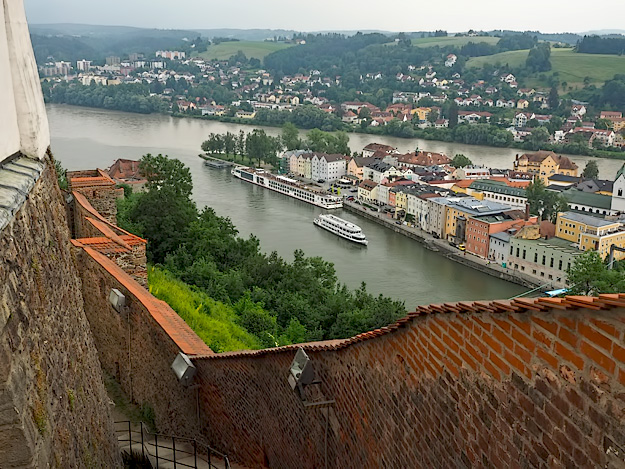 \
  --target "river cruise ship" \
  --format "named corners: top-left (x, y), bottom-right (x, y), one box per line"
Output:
top-left (231, 166), bottom-right (343, 209)
top-left (313, 214), bottom-right (368, 245)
